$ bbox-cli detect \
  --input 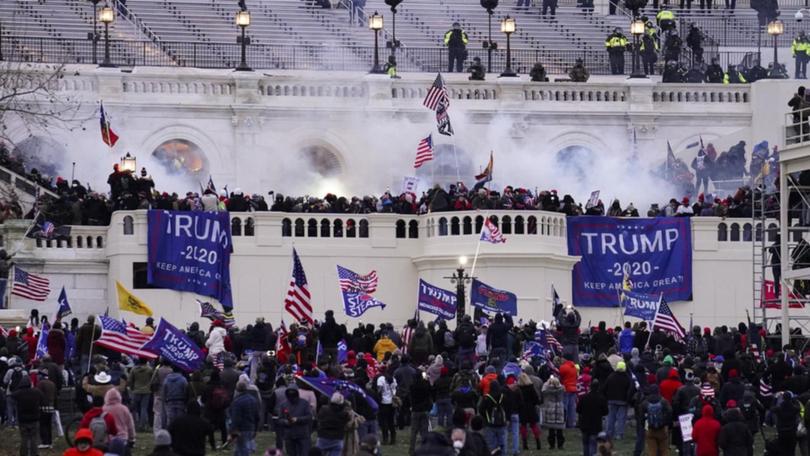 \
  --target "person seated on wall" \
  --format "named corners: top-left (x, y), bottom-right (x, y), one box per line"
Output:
top-left (468, 57), bottom-right (486, 81)
top-left (568, 58), bottom-right (590, 82)
top-left (530, 63), bottom-right (549, 82)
